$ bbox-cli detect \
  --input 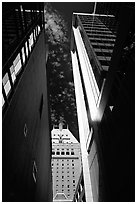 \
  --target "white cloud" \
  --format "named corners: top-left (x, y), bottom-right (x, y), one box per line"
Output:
top-left (44, 3), bottom-right (68, 45)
